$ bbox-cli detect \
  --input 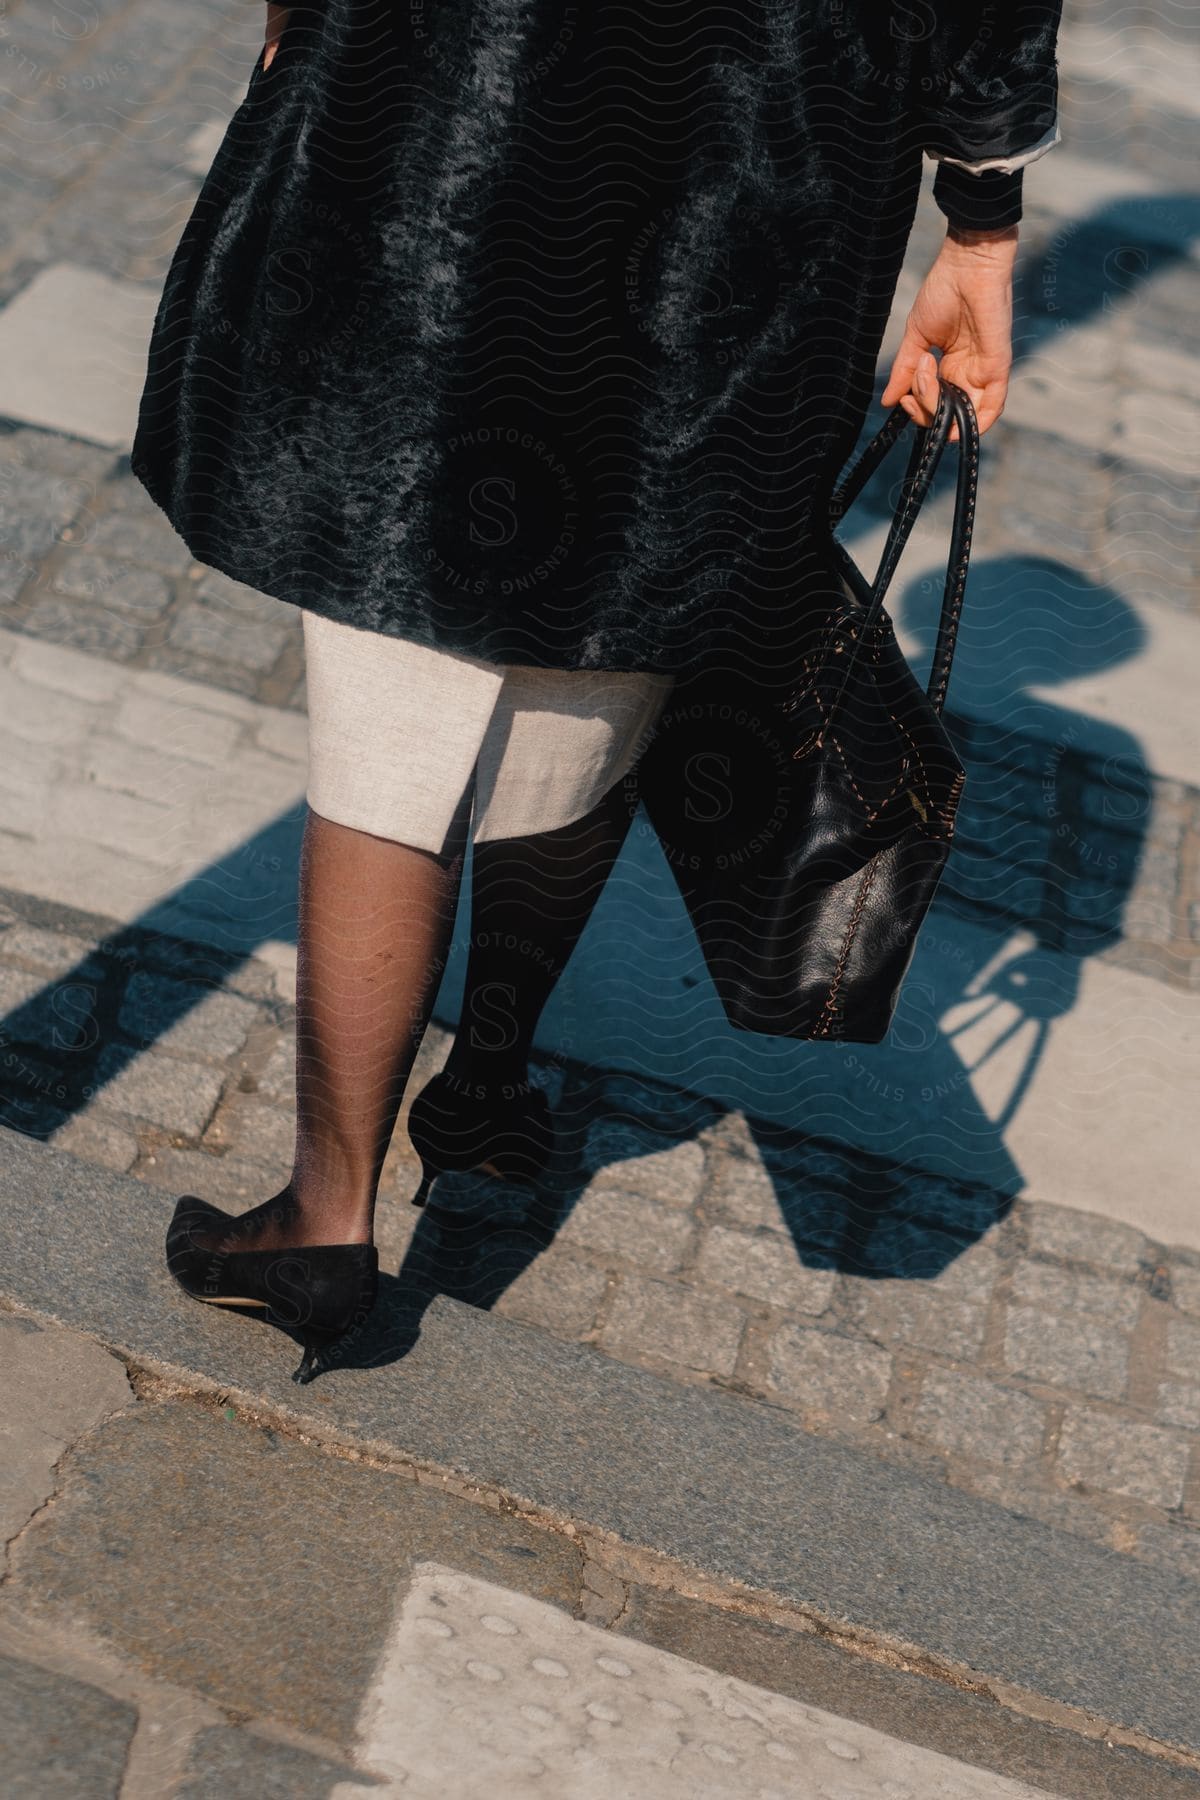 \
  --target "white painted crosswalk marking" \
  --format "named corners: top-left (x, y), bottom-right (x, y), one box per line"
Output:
top-left (329, 1565), bottom-right (1063, 1799)
top-left (0, 264), bottom-right (158, 449)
